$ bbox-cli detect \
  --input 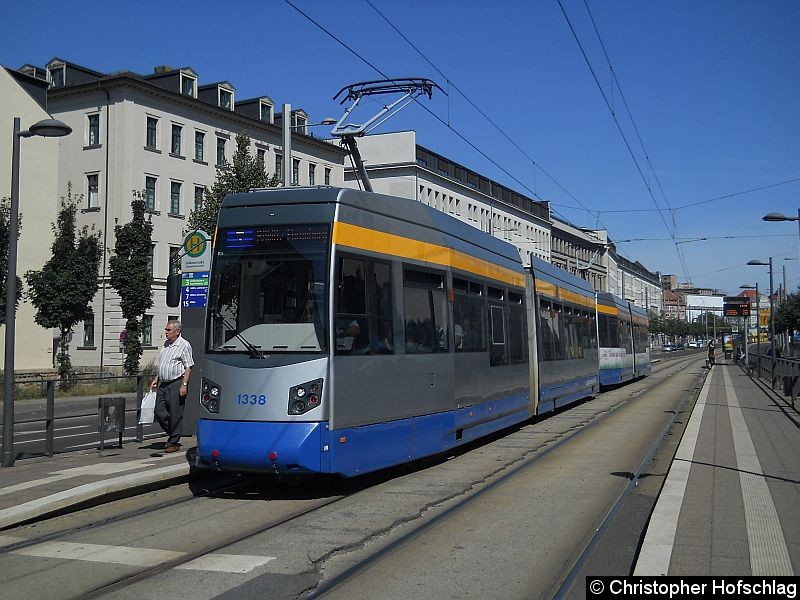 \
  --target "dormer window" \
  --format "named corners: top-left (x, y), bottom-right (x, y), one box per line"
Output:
top-left (292, 112), bottom-right (307, 133)
top-left (219, 88), bottom-right (233, 110)
top-left (181, 73), bottom-right (196, 97)
top-left (48, 63), bottom-right (65, 88)
top-left (259, 101), bottom-right (273, 123)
